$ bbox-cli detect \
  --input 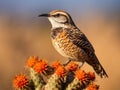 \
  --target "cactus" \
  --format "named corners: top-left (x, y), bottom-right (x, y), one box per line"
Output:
top-left (44, 74), bottom-right (64, 90)
top-left (13, 56), bottom-right (99, 90)
top-left (30, 68), bottom-right (45, 90)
